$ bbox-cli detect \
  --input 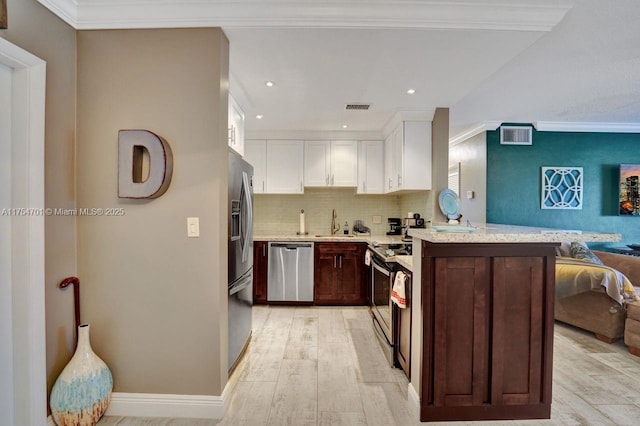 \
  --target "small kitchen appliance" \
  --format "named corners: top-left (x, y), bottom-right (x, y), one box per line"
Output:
top-left (386, 218), bottom-right (402, 235)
